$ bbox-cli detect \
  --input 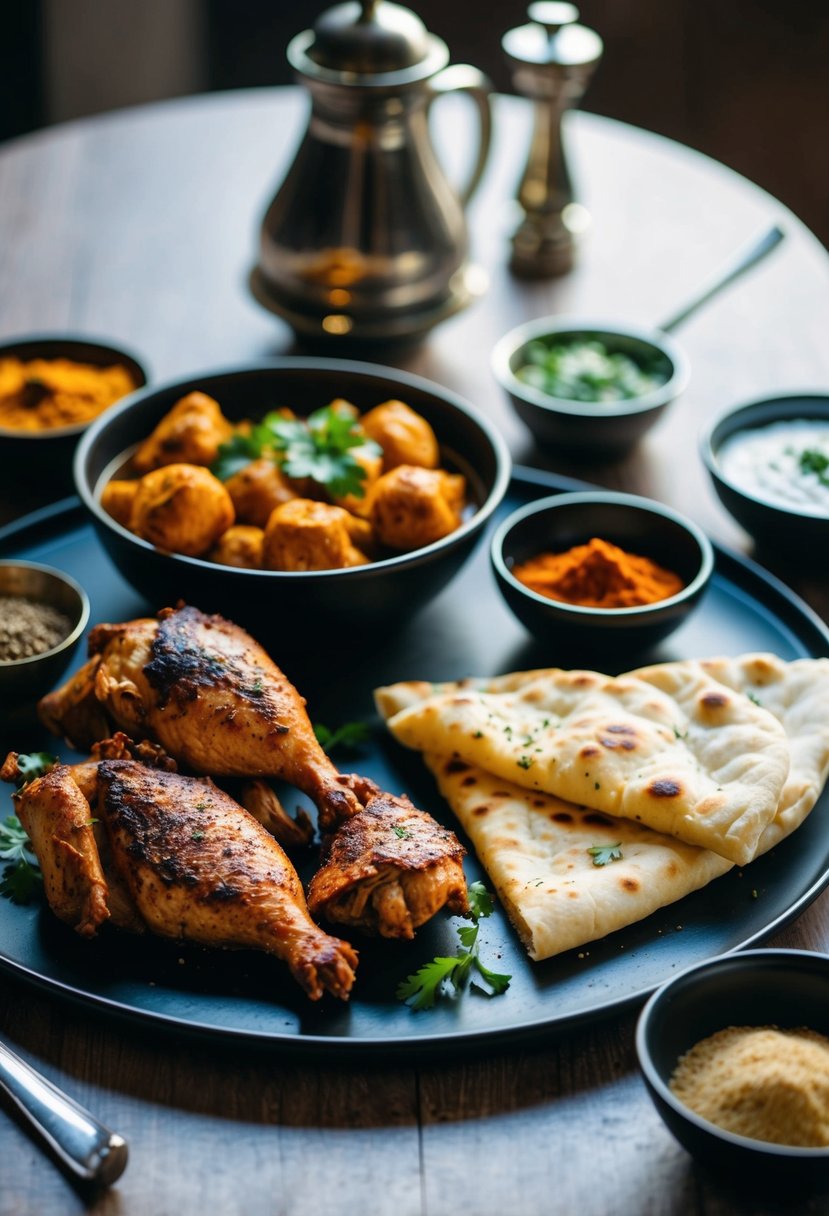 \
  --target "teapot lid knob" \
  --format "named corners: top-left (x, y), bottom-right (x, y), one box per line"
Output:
top-left (305, 0), bottom-right (431, 73)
